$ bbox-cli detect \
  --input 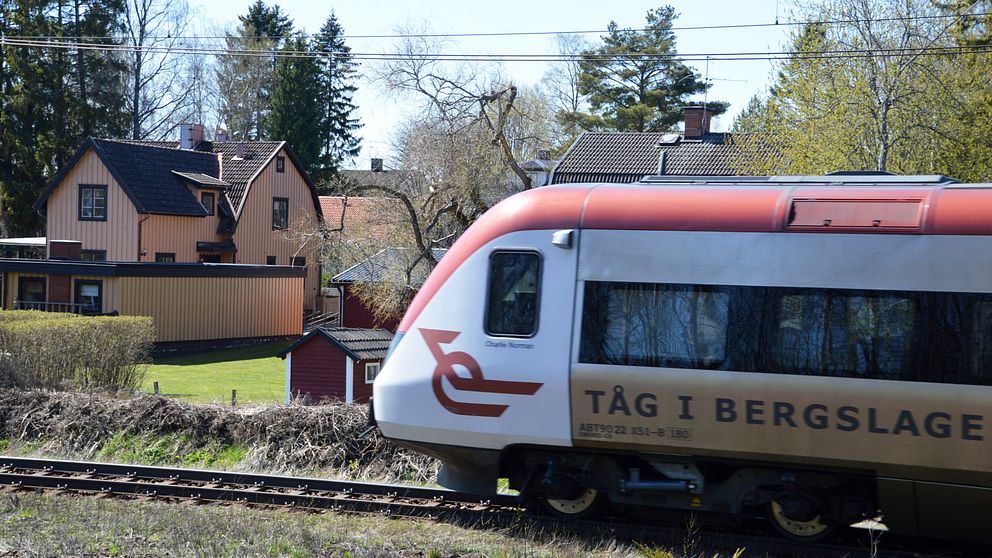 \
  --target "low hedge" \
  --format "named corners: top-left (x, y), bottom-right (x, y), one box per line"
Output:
top-left (0, 314), bottom-right (154, 391)
top-left (0, 310), bottom-right (77, 323)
